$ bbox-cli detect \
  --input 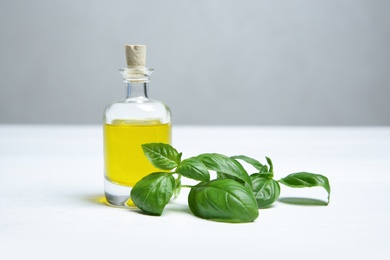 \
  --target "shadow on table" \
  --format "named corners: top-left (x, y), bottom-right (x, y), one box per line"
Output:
top-left (278, 197), bottom-right (328, 206)
top-left (80, 194), bottom-right (191, 215)
top-left (82, 194), bottom-right (109, 206)
top-left (81, 194), bottom-right (140, 211)
top-left (80, 194), bottom-right (193, 219)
